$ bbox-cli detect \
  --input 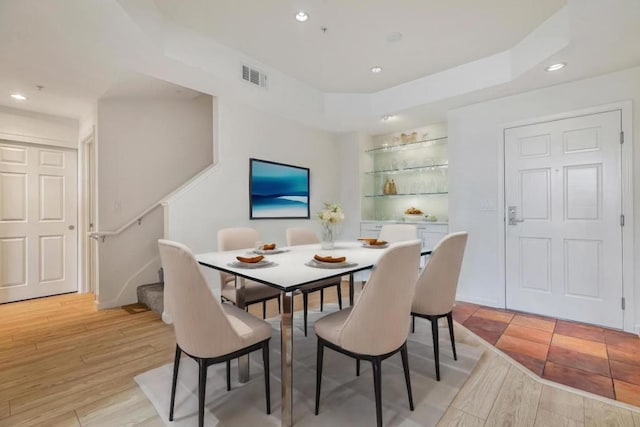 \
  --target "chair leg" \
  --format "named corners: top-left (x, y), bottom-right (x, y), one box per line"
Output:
top-left (226, 360), bottom-right (231, 391)
top-left (198, 359), bottom-right (208, 427)
top-left (262, 341), bottom-right (271, 414)
top-left (169, 345), bottom-right (182, 421)
top-left (303, 292), bottom-right (309, 337)
top-left (336, 283), bottom-right (343, 310)
top-left (262, 301), bottom-right (266, 319)
top-left (411, 315), bottom-right (415, 333)
top-left (447, 311), bottom-right (457, 360)
top-left (372, 358), bottom-right (383, 427)
top-left (400, 343), bottom-right (414, 410)
top-left (320, 288), bottom-right (324, 312)
top-left (315, 339), bottom-right (324, 415)
top-left (431, 316), bottom-right (441, 381)
top-left (278, 296), bottom-right (281, 314)
top-left (349, 282), bottom-right (354, 306)
top-left (356, 359), bottom-right (360, 376)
